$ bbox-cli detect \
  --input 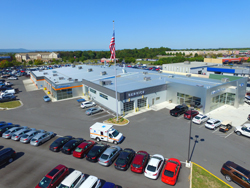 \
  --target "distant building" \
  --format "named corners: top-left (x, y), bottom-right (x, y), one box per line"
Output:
top-left (15, 52), bottom-right (61, 62)
top-left (0, 56), bottom-right (12, 61)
